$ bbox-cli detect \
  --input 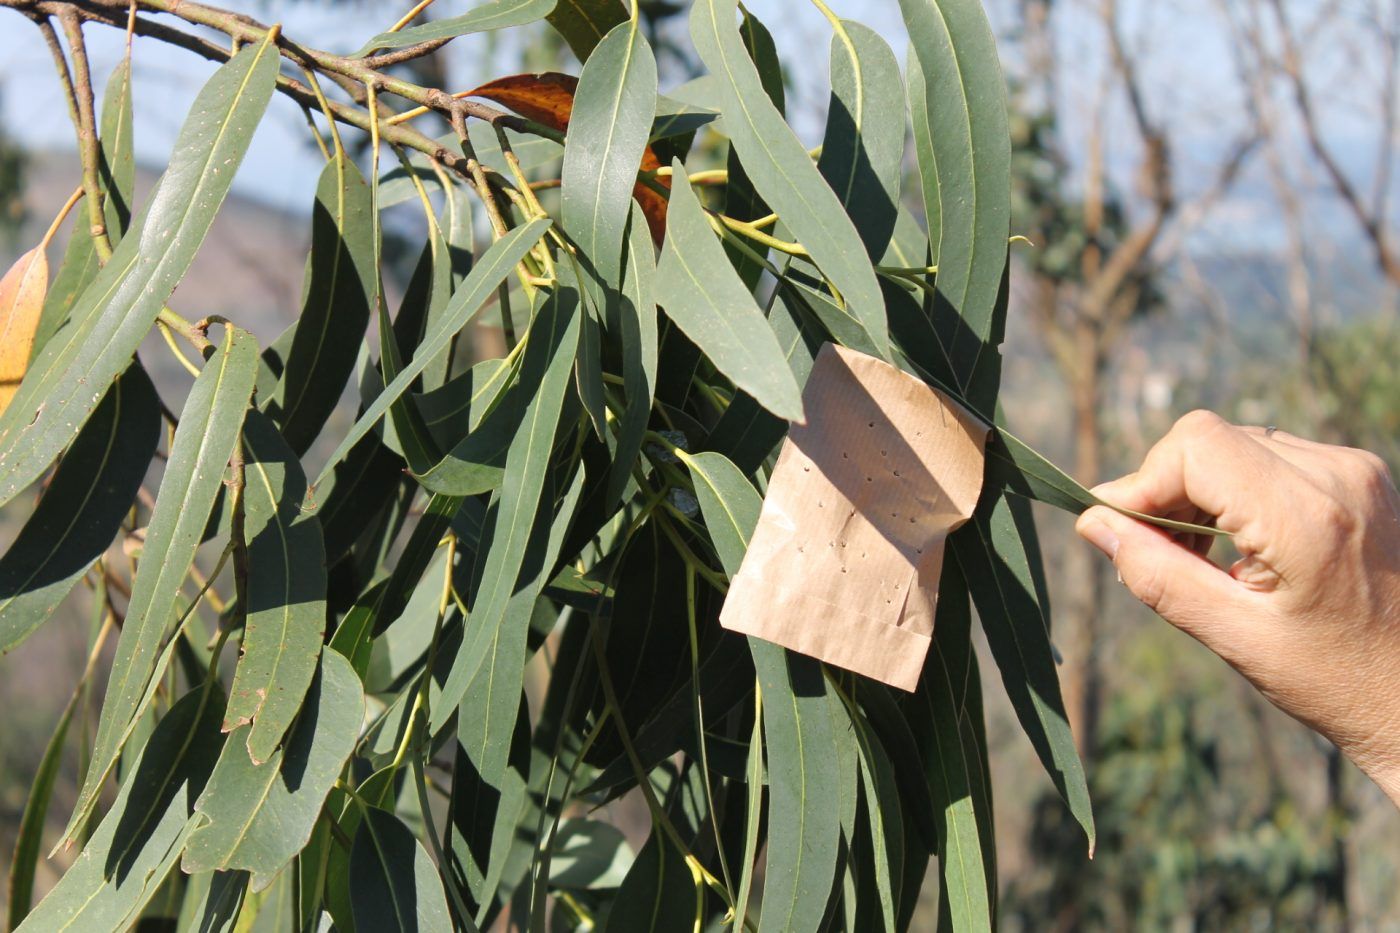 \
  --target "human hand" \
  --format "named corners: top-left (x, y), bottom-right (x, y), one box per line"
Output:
top-left (1074, 411), bottom-right (1400, 804)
